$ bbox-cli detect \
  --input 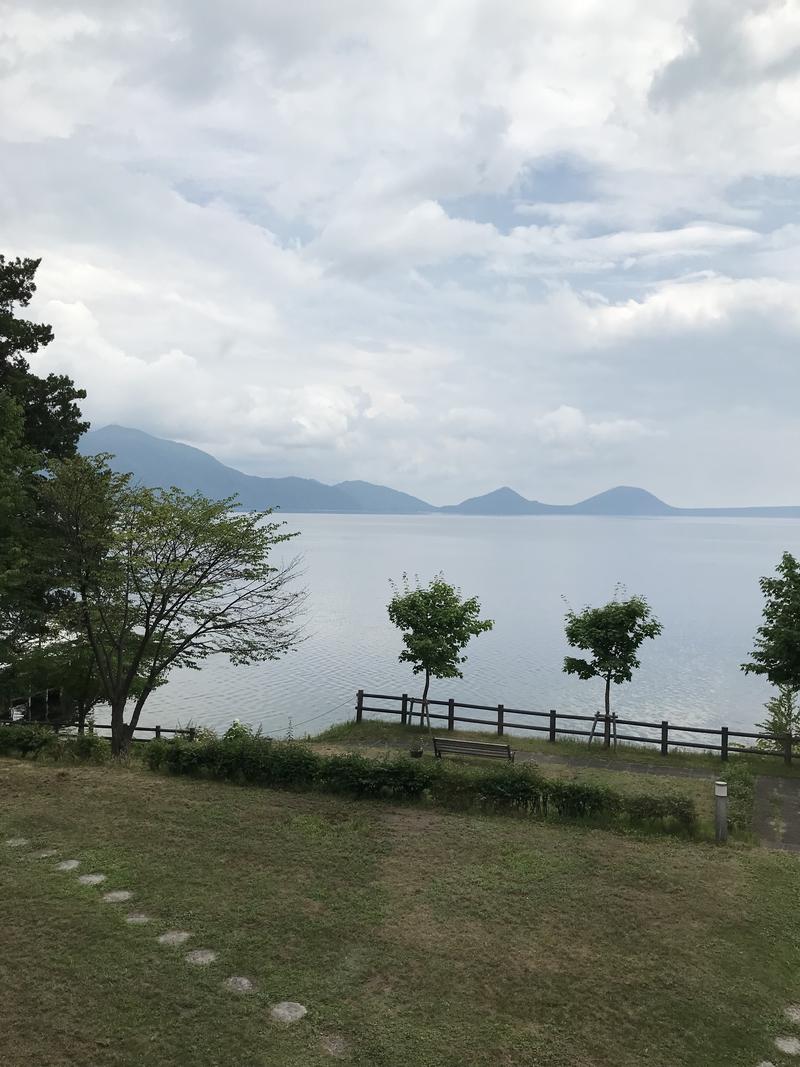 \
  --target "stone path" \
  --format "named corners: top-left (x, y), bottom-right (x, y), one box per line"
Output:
top-left (3, 833), bottom-right (310, 1038)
